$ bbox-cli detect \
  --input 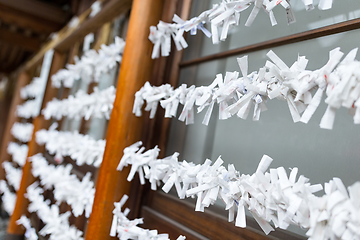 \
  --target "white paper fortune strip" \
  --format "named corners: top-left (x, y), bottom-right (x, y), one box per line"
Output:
top-left (0, 180), bottom-right (16, 215)
top-left (30, 154), bottom-right (95, 218)
top-left (7, 142), bottom-right (28, 167)
top-left (51, 36), bottom-right (125, 88)
top-left (36, 125), bottom-right (105, 167)
top-left (149, 0), bottom-right (334, 58)
top-left (17, 216), bottom-right (38, 240)
top-left (118, 142), bottom-right (360, 240)
top-left (3, 161), bottom-right (22, 191)
top-left (134, 48), bottom-right (360, 130)
top-left (26, 182), bottom-right (84, 240)
top-left (42, 86), bottom-right (115, 121)
top-left (110, 194), bottom-right (186, 240)
top-left (11, 122), bottom-right (34, 142)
